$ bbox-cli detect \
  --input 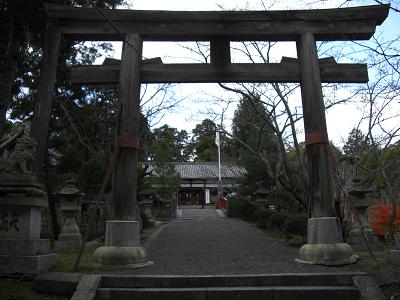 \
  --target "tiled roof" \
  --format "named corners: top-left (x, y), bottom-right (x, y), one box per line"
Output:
top-left (146, 162), bottom-right (246, 179)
